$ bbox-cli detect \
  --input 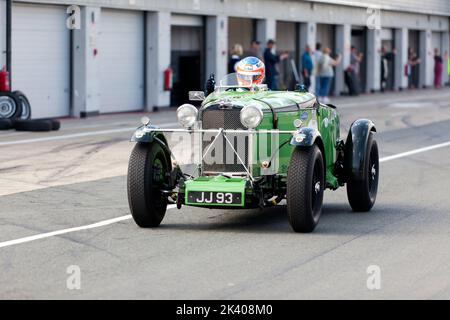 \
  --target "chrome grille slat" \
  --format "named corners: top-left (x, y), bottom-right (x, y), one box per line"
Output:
top-left (201, 108), bottom-right (248, 173)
